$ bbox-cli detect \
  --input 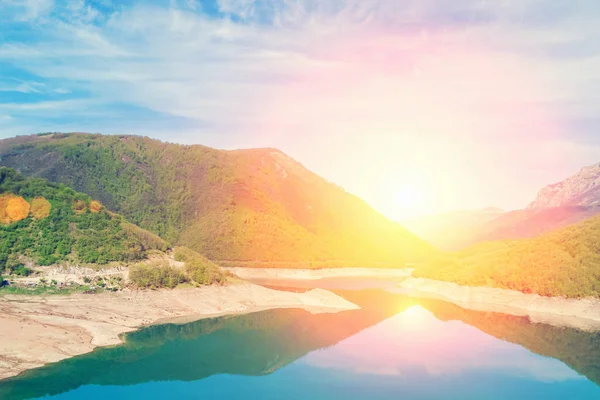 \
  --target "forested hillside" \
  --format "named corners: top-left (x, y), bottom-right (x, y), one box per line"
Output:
top-left (0, 167), bottom-right (168, 274)
top-left (414, 214), bottom-right (600, 298)
top-left (0, 133), bottom-right (433, 266)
